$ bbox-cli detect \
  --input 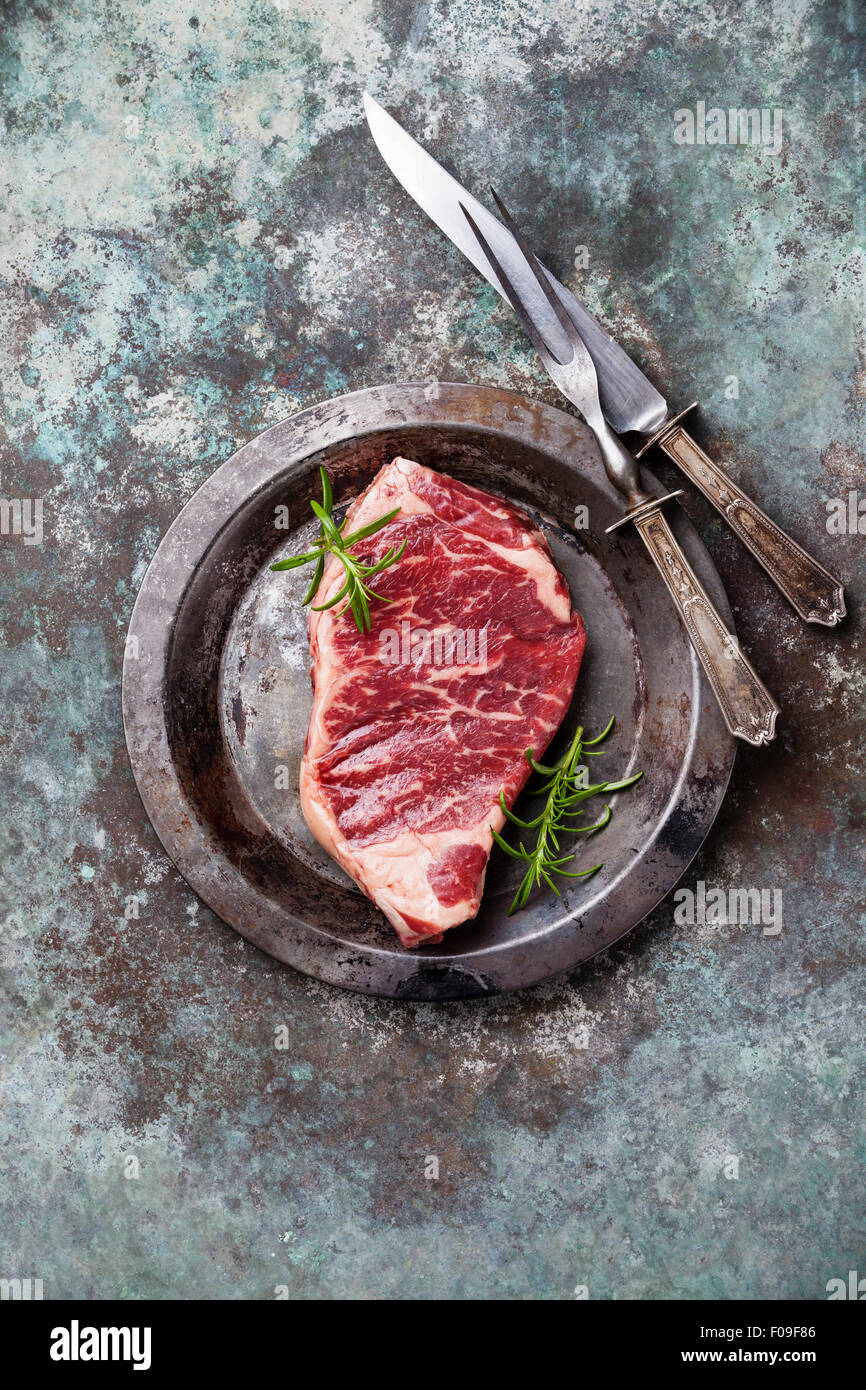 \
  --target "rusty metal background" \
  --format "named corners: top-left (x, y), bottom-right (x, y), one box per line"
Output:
top-left (121, 382), bottom-right (736, 998)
